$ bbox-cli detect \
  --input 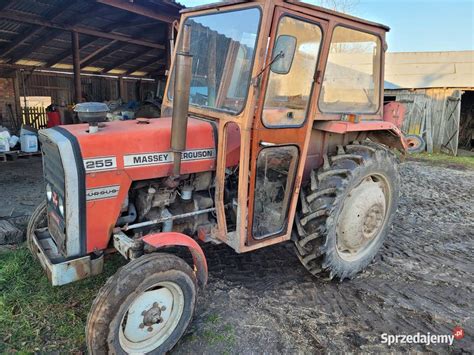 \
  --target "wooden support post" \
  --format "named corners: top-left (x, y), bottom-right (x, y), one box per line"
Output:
top-left (13, 71), bottom-right (22, 128)
top-left (0, 12), bottom-right (165, 50)
top-left (119, 76), bottom-right (126, 102)
top-left (166, 23), bottom-right (173, 71)
top-left (71, 31), bottom-right (82, 103)
top-left (426, 97), bottom-right (434, 153)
